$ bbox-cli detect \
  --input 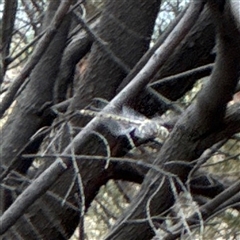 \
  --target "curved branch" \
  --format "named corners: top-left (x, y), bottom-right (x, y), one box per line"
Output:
top-left (0, 0), bottom-right (72, 117)
top-left (0, 1), bottom-right (205, 235)
top-left (105, 2), bottom-right (240, 239)
top-left (197, 102), bottom-right (240, 151)
top-left (164, 179), bottom-right (240, 240)
top-left (194, 1), bottom-right (240, 132)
